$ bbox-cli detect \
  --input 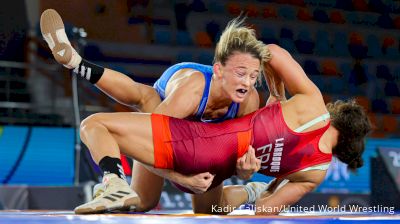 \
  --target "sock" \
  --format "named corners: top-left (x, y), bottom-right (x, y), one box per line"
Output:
top-left (73, 59), bottom-right (105, 84)
top-left (99, 156), bottom-right (126, 181)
